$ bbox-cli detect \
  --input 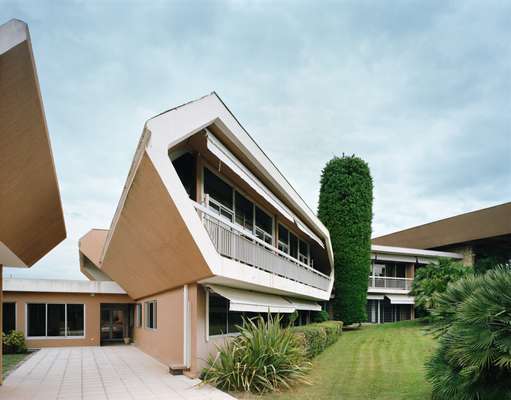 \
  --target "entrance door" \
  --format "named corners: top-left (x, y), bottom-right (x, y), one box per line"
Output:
top-left (101, 304), bottom-right (132, 343)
